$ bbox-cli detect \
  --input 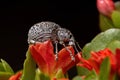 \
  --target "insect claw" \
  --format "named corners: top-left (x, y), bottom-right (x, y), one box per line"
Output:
top-left (62, 42), bottom-right (75, 61)
top-left (55, 54), bottom-right (58, 61)
top-left (70, 53), bottom-right (75, 61)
